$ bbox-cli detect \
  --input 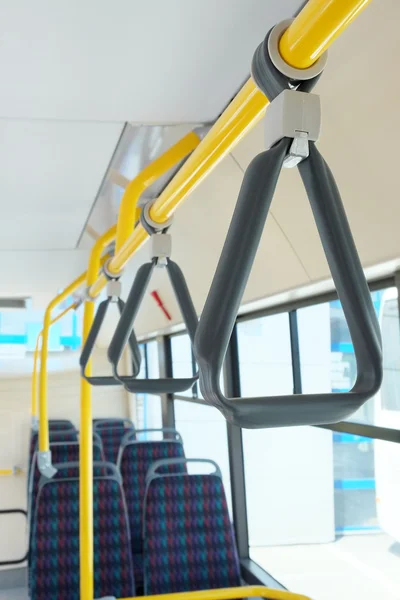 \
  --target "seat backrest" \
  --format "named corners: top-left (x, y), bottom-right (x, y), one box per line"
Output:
top-left (29, 440), bottom-right (104, 524)
top-left (28, 428), bottom-right (78, 485)
top-left (30, 462), bottom-right (135, 600)
top-left (94, 418), bottom-right (135, 430)
top-left (118, 437), bottom-right (185, 557)
top-left (48, 419), bottom-right (75, 431)
top-left (143, 459), bottom-right (241, 595)
top-left (97, 425), bottom-right (135, 463)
